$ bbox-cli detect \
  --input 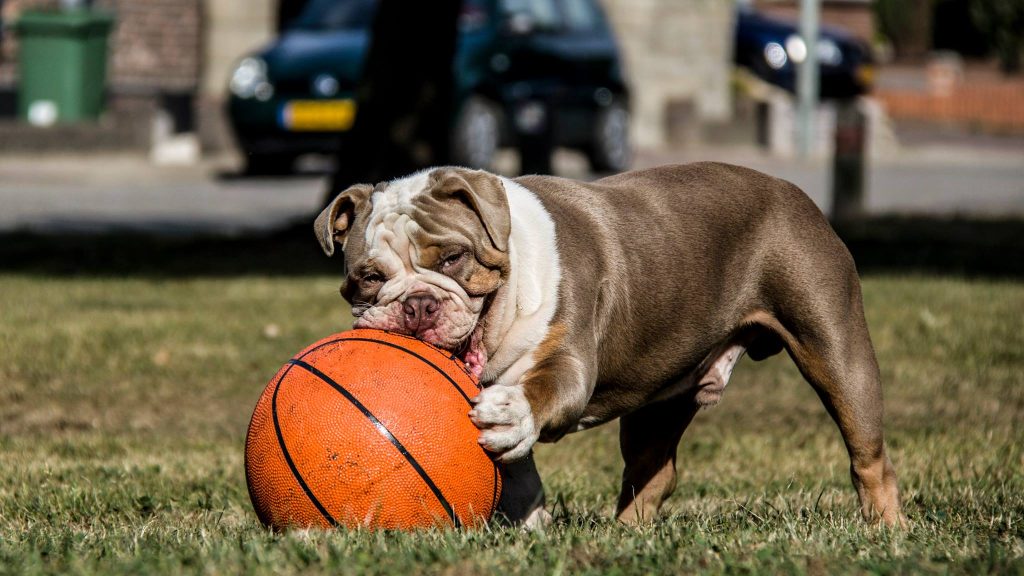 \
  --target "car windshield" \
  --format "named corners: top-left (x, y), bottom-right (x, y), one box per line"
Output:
top-left (289, 0), bottom-right (377, 32)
